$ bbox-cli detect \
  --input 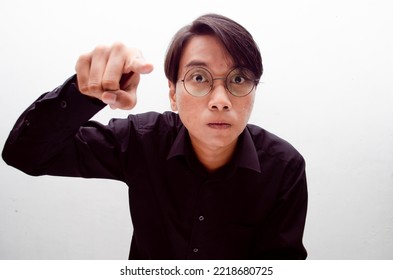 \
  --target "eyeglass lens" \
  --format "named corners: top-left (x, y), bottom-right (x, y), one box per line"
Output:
top-left (183, 67), bottom-right (256, 97)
